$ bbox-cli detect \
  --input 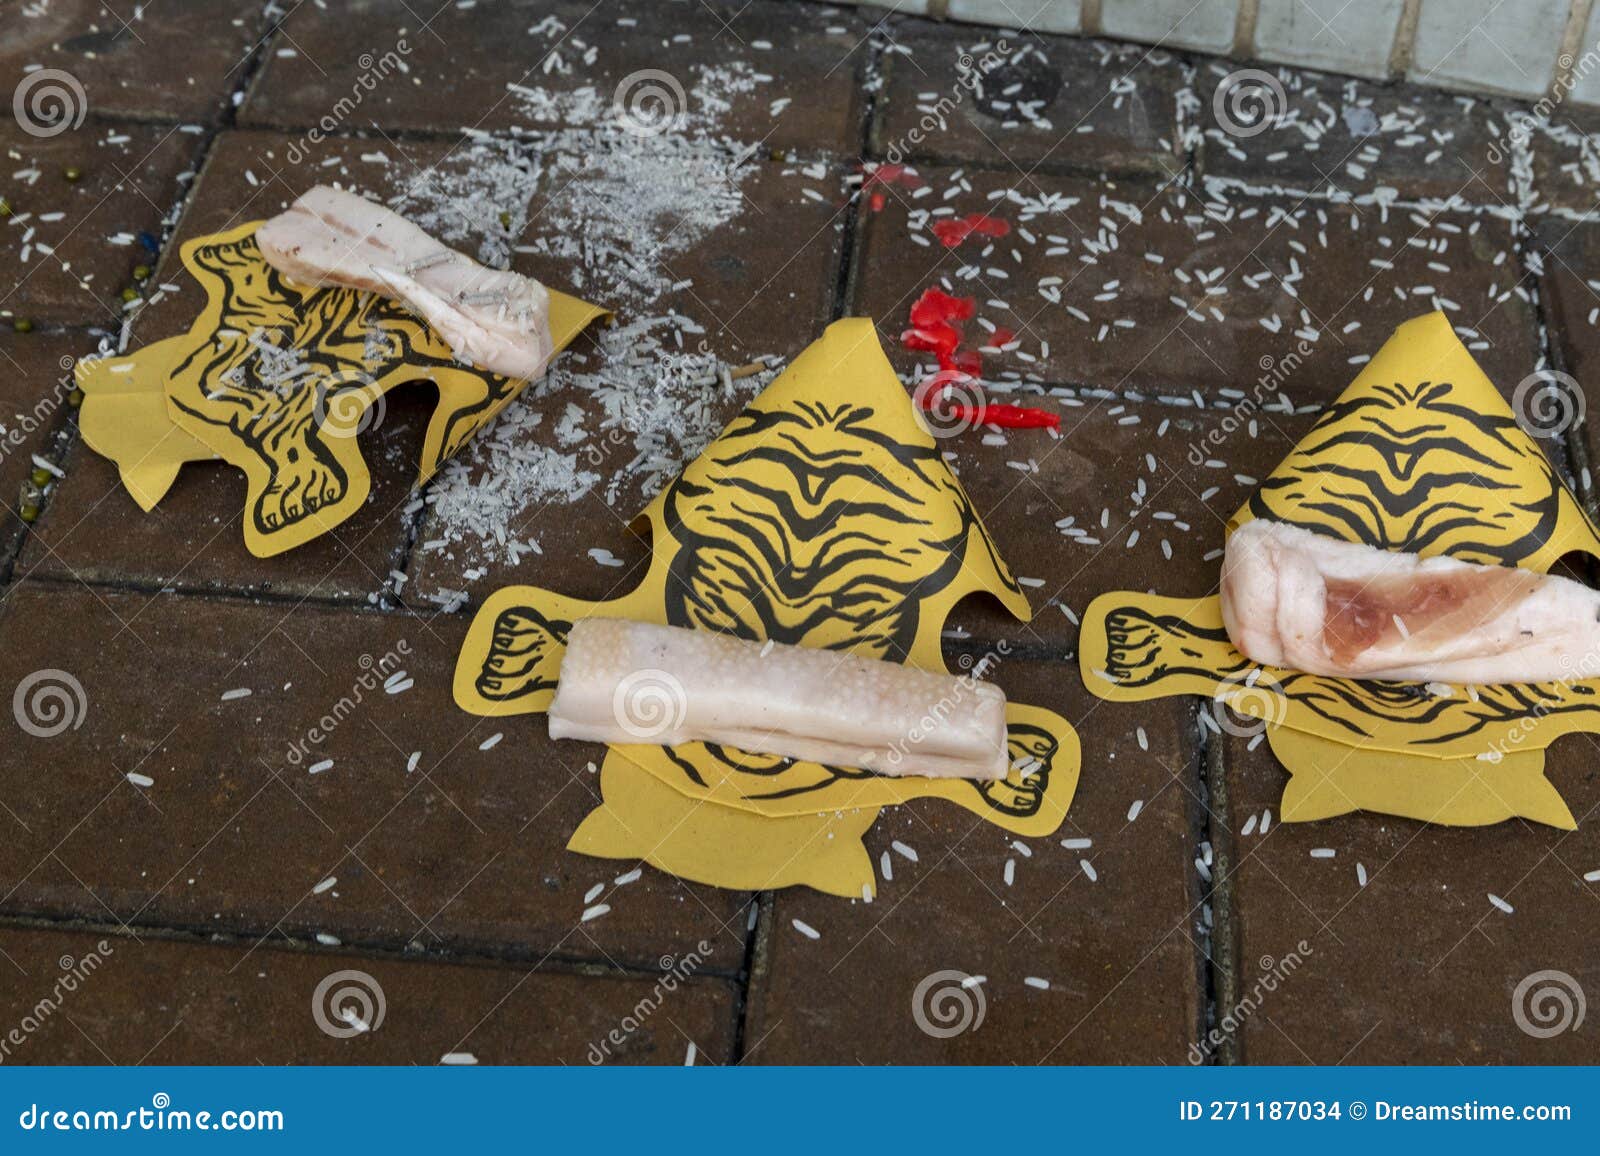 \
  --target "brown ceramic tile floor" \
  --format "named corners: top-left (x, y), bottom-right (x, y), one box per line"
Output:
top-left (1, 0), bottom-right (1598, 1065)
